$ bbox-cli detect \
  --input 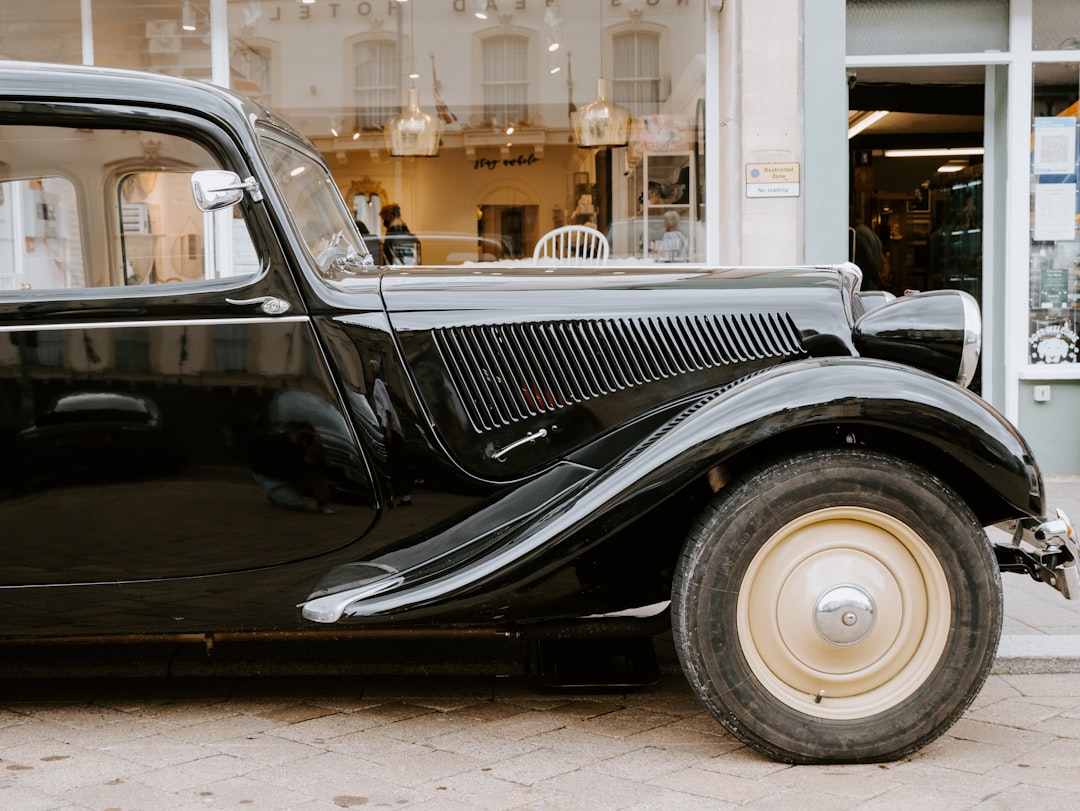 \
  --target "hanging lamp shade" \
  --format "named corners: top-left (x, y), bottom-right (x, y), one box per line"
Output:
top-left (573, 78), bottom-right (631, 148)
top-left (385, 87), bottom-right (442, 157)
